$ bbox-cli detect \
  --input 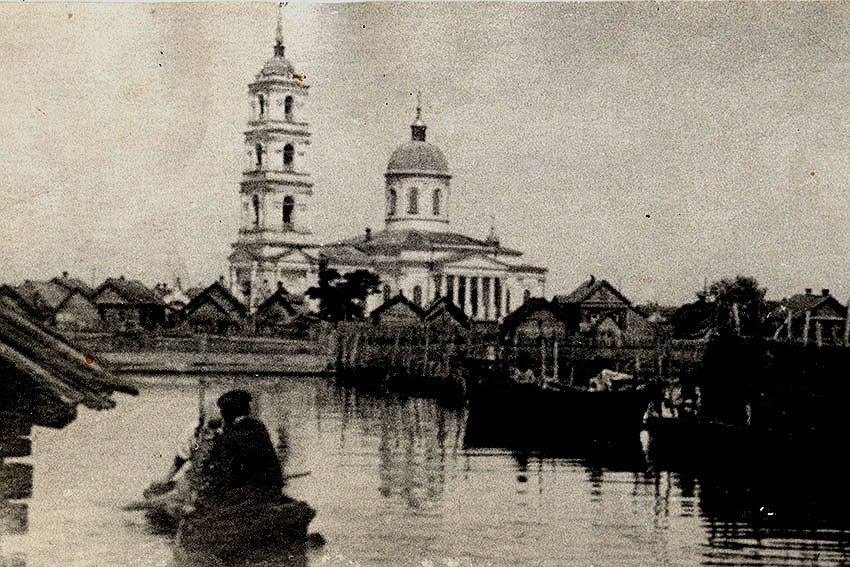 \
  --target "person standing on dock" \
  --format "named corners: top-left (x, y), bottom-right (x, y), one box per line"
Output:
top-left (196, 389), bottom-right (284, 507)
